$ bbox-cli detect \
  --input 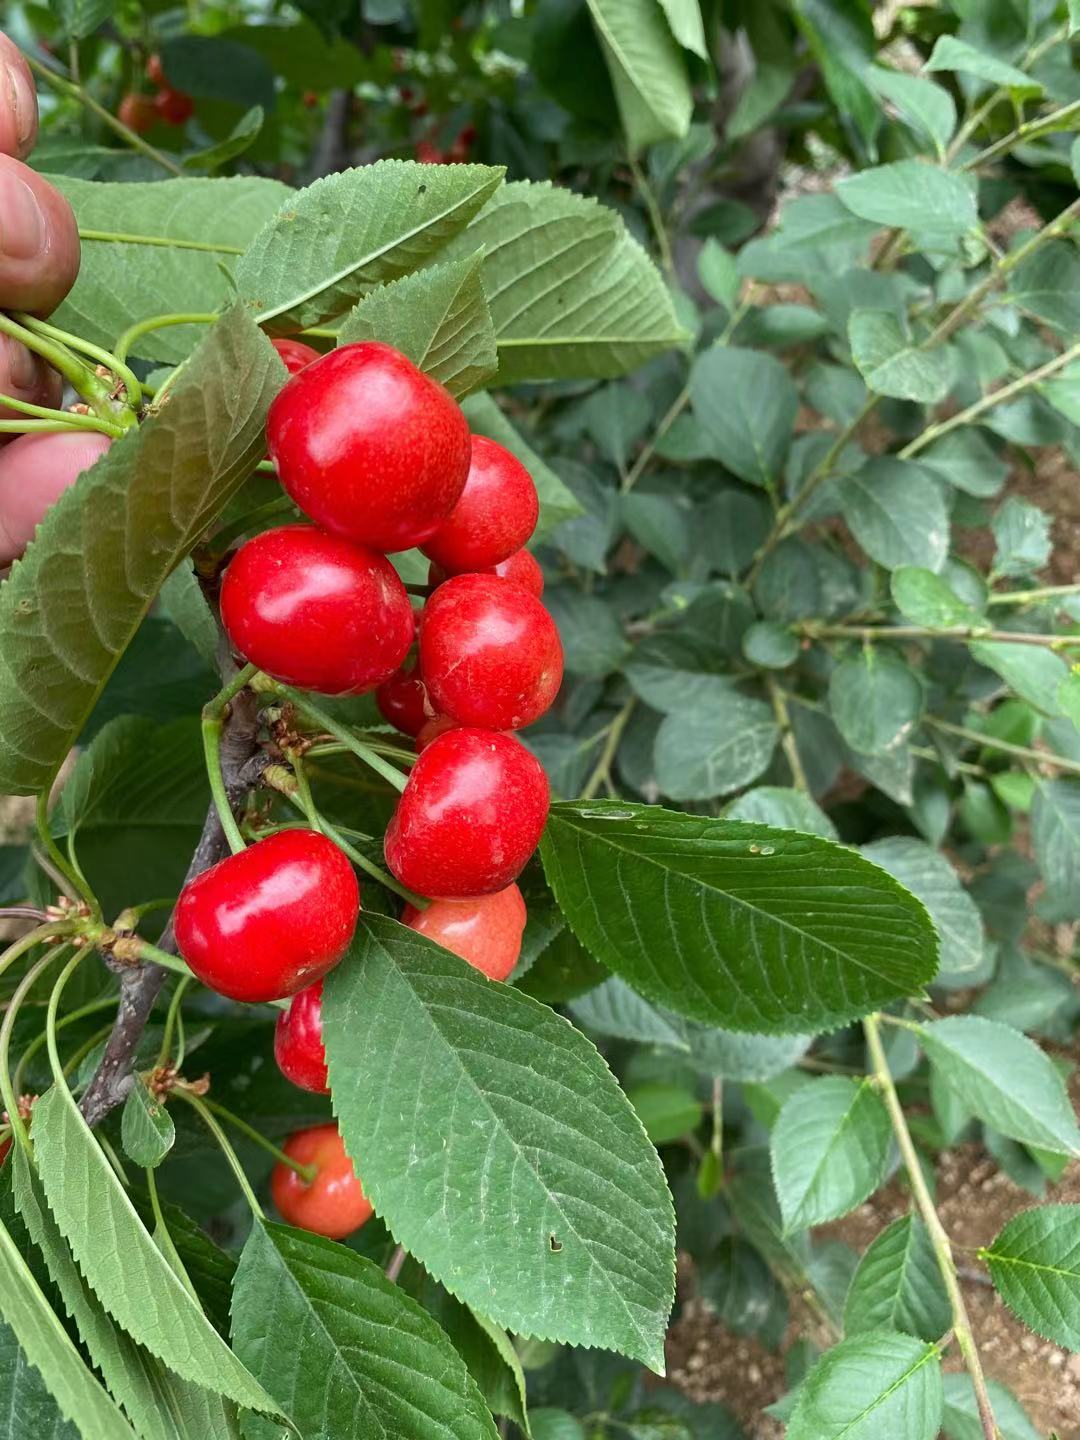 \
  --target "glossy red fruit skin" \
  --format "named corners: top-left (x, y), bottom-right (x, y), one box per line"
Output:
top-left (376, 661), bottom-right (430, 737)
top-left (174, 831), bottom-right (359, 1003)
top-left (421, 435), bottom-right (538, 573)
top-left (428, 548), bottom-right (543, 598)
top-left (385, 728), bottom-right (550, 897)
top-left (154, 88), bottom-right (194, 124)
top-left (118, 93), bottom-right (156, 134)
top-left (404, 885), bottom-right (526, 980)
top-left (271, 337), bottom-right (321, 375)
top-left (220, 524), bottom-right (414, 696)
top-left (415, 714), bottom-right (458, 751)
top-left (420, 573), bottom-right (563, 731)
top-left (271, 1124), bottom-right (372, 1239)
top-left (267, 343), bottom-right (471, 553)
top-left (274, 981), bottom-right (329, 1094)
